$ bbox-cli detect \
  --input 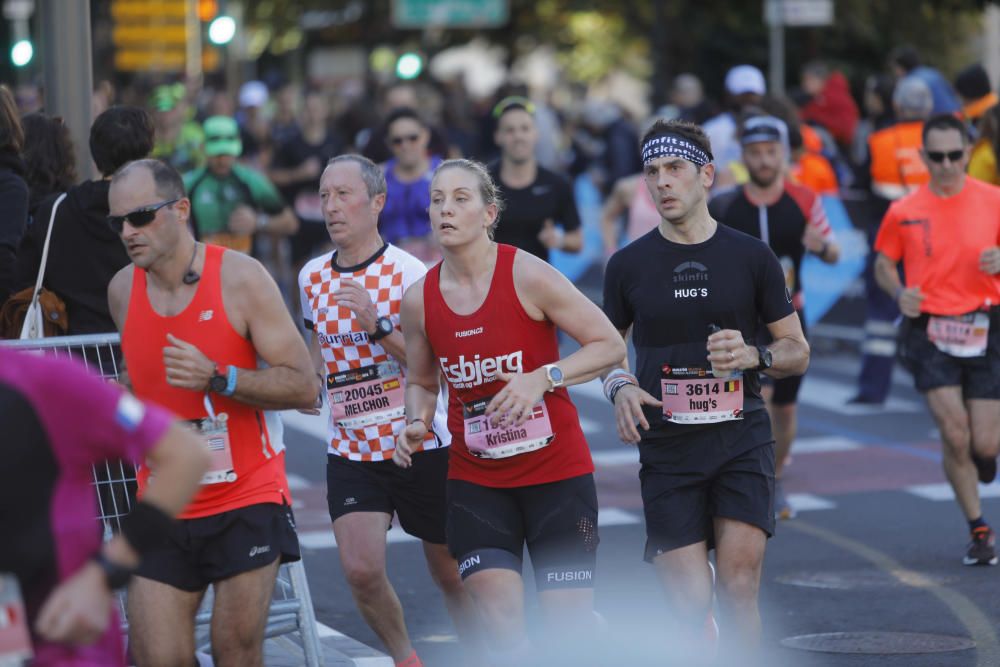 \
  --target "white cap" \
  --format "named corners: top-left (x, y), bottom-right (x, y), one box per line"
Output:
top-left (239, 80), bottom-right (268, 108)
top-left (725, 65), bottom-right (766, 96)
